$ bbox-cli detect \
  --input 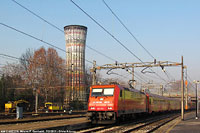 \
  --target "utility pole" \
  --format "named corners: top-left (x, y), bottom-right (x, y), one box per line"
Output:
top-left (185, 67), bottom-right (188, 110)
top-left (194, 80), bottom-right (200, 119)
top-left (92, 60), bottom-right (97, 85)
top-left (181, 56), bottom-right (184, 120)
top-left (198, 86), bottom-right (199, 115)
top-left (35, 89), bottom-right (38, 114)
top-left (132, 64), bottom-right (134, 87)
top-left (196, 82), bottom-right (198, 119)
top-left (33, 87), bottom-right (38, 114)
